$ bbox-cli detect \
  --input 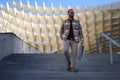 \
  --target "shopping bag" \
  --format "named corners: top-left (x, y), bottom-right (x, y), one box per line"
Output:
top-left (77, 45), bottom-right (84, 61)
